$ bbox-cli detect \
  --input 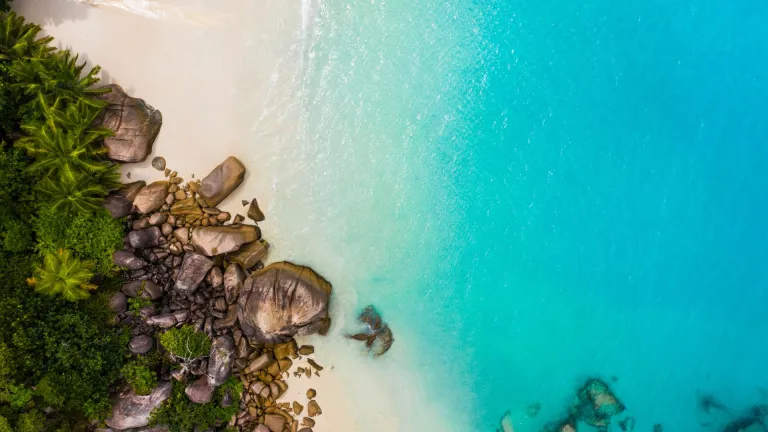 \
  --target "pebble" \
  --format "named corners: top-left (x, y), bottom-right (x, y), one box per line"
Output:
top-left (168, 184), bottom-right (178, 193)
top-left (164, 168), bottom-right (170, 177)
top-left (151, 156), bottom-right (166, 170)
top-left (306, 389), bottom-right (316, 399)
top-left (233, 214), bottom-right (245, 224)
top-left (298, 345), bottom-right (314, 355)
top-left (302, 417), bottom-right (315, 427)
top-left (307, 400), bottom-right (322, 417)
top-left (293, 402), bottom-right (304, 415)
top-left (307, 358), bottom-right (324, 371)
top-left (174, 190), bottom-right (186, 200)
